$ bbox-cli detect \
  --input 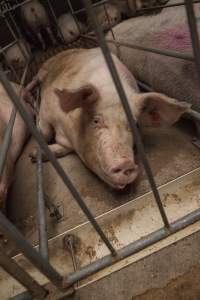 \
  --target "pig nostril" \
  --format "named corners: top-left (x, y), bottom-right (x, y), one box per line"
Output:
top-left (113, 168), bottom-right (122, 174)
top-left (124, 168), bottom-right (135, 176)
